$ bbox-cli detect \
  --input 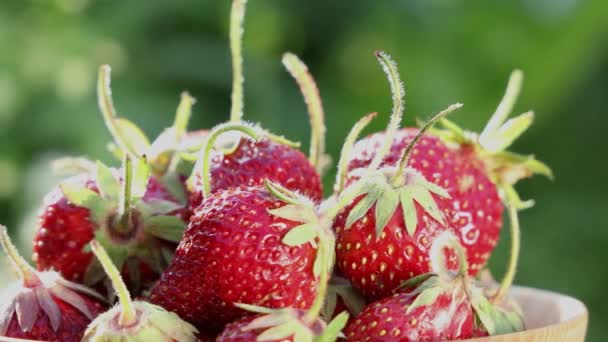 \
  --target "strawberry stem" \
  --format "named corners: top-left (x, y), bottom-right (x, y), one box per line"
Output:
top-left (97, 65), bottom-right (138, 157)
top-left (334, 112), bottom-right (377, 194)
top-left (0, 225), bottom-right (41, 288)
top-left (194, 122), bottom-right (262, 197)
top-left (264, 179), bottom-right (305, 206)
top-left (173, 91), bottom-right (196, 141)
top-left (90, 240), bottom-right (137, 326)
top-left (118, 155), bottom-right (134, 231)
top-left (494, 205), bottom-right (520, 303)
top-left (392, 103), bottom-right (463, 184)
top-left (304, 225), bottom-right (334, 323)
top-left (229, 0), bottom-right (247, 123)
top-left (368, 51), bottom-right (405, 172)
top-left (282, 53), bottom-right (327, 175)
